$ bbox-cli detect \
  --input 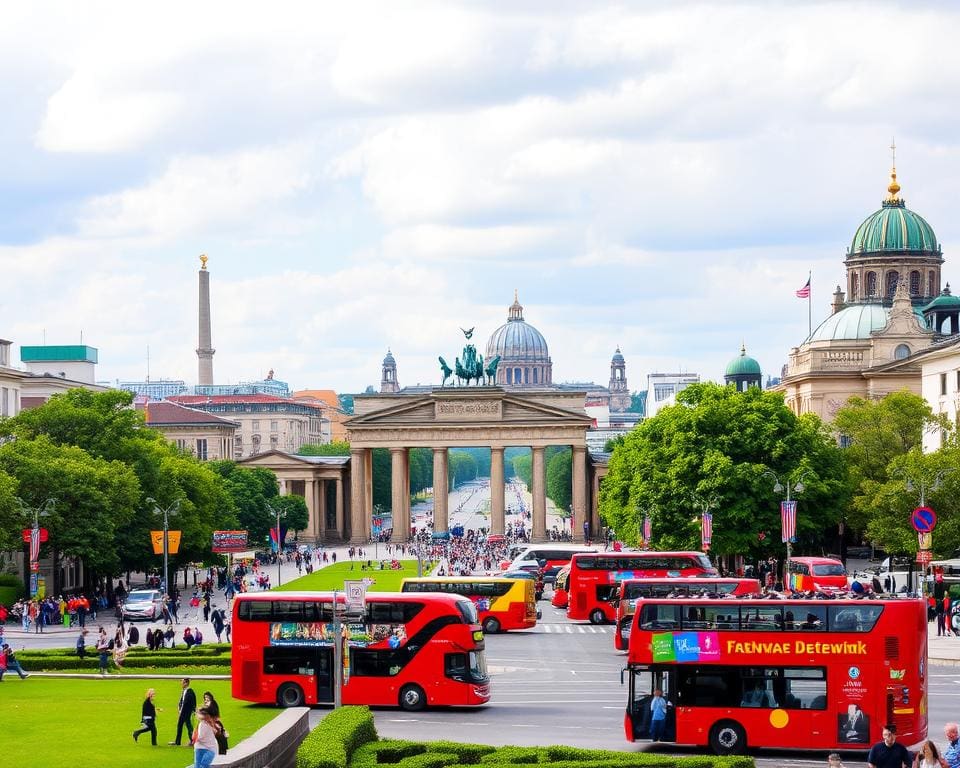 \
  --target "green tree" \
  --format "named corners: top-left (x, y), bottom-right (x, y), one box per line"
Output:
top-left (273, 494), bottom-right (310, 537)
top-left (298, 441), bottom-right (351, 456)
top-left (833, 391), bottom-right (949, 538)
top-left (408, 448), bottom-right (434, 495)
top-left (546, 448), bottom-right (572, 511)
top-left (448, 451), bottom-right (478, 489)
top-left (512, 453), bottom-right (532, 488)
top-left (0, 469), bottom-right (24, 554)
top-left (208, 461), bottom-right (279, 547)
top-left (599, 383), bottom-right (849, 560)
top-left (0, 436), bottom-right (140, 580)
